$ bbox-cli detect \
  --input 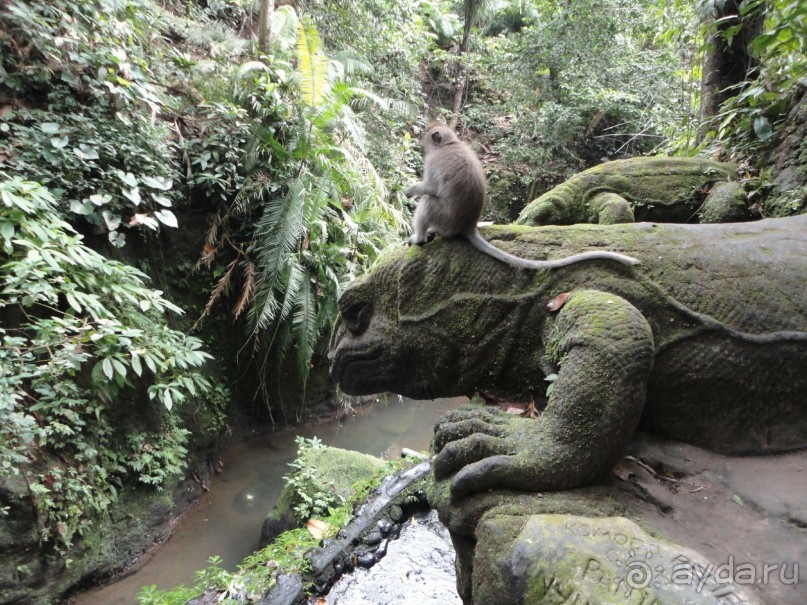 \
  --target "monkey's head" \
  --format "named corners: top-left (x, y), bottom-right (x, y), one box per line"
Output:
top-left (421, 123), bottom-right (460, 156)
